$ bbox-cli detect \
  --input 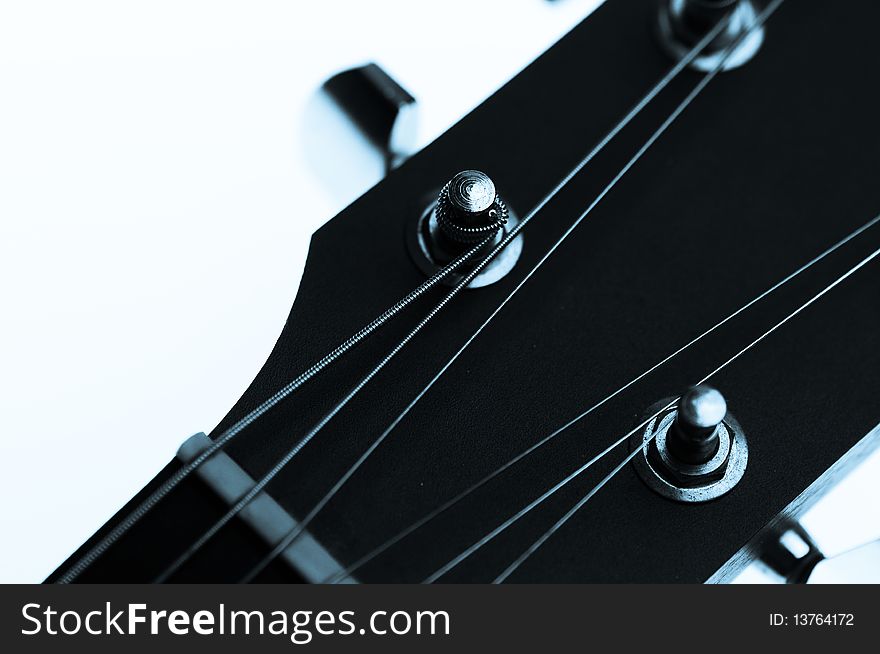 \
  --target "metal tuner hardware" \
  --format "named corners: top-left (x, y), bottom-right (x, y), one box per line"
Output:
top-left (630, 385), bottom-right (749, 502)
top-left (407, 169), bottom-right (523, 288)
top-left (656, 0), bottom-right (766, 72)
